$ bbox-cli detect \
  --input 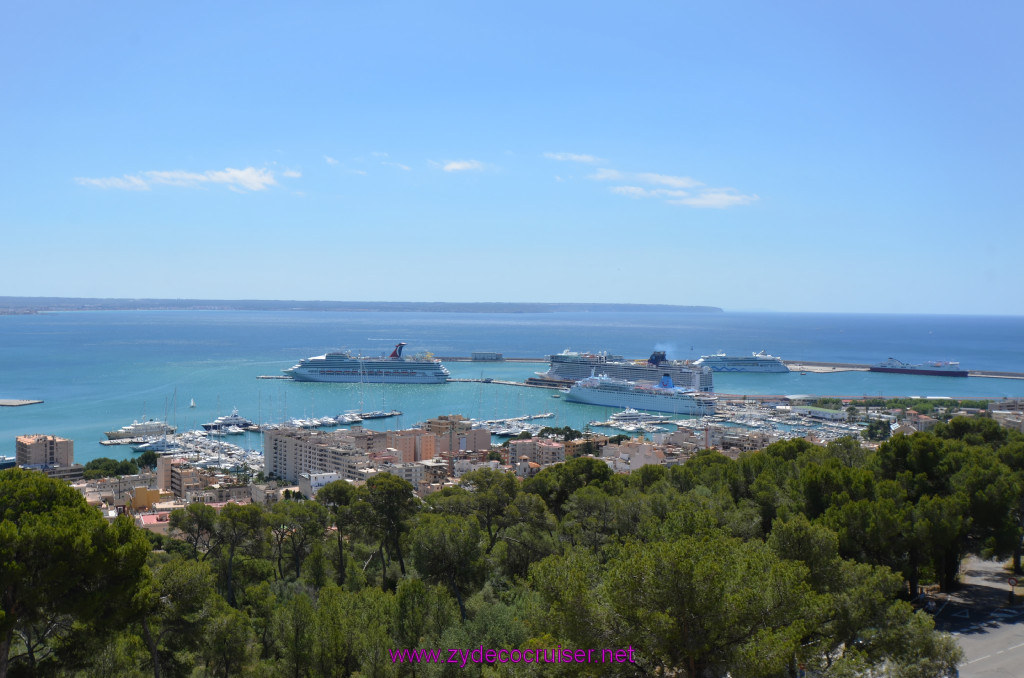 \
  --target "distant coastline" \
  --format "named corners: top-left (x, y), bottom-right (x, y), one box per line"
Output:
top-left (0, 297), bottom-right (723, 315)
